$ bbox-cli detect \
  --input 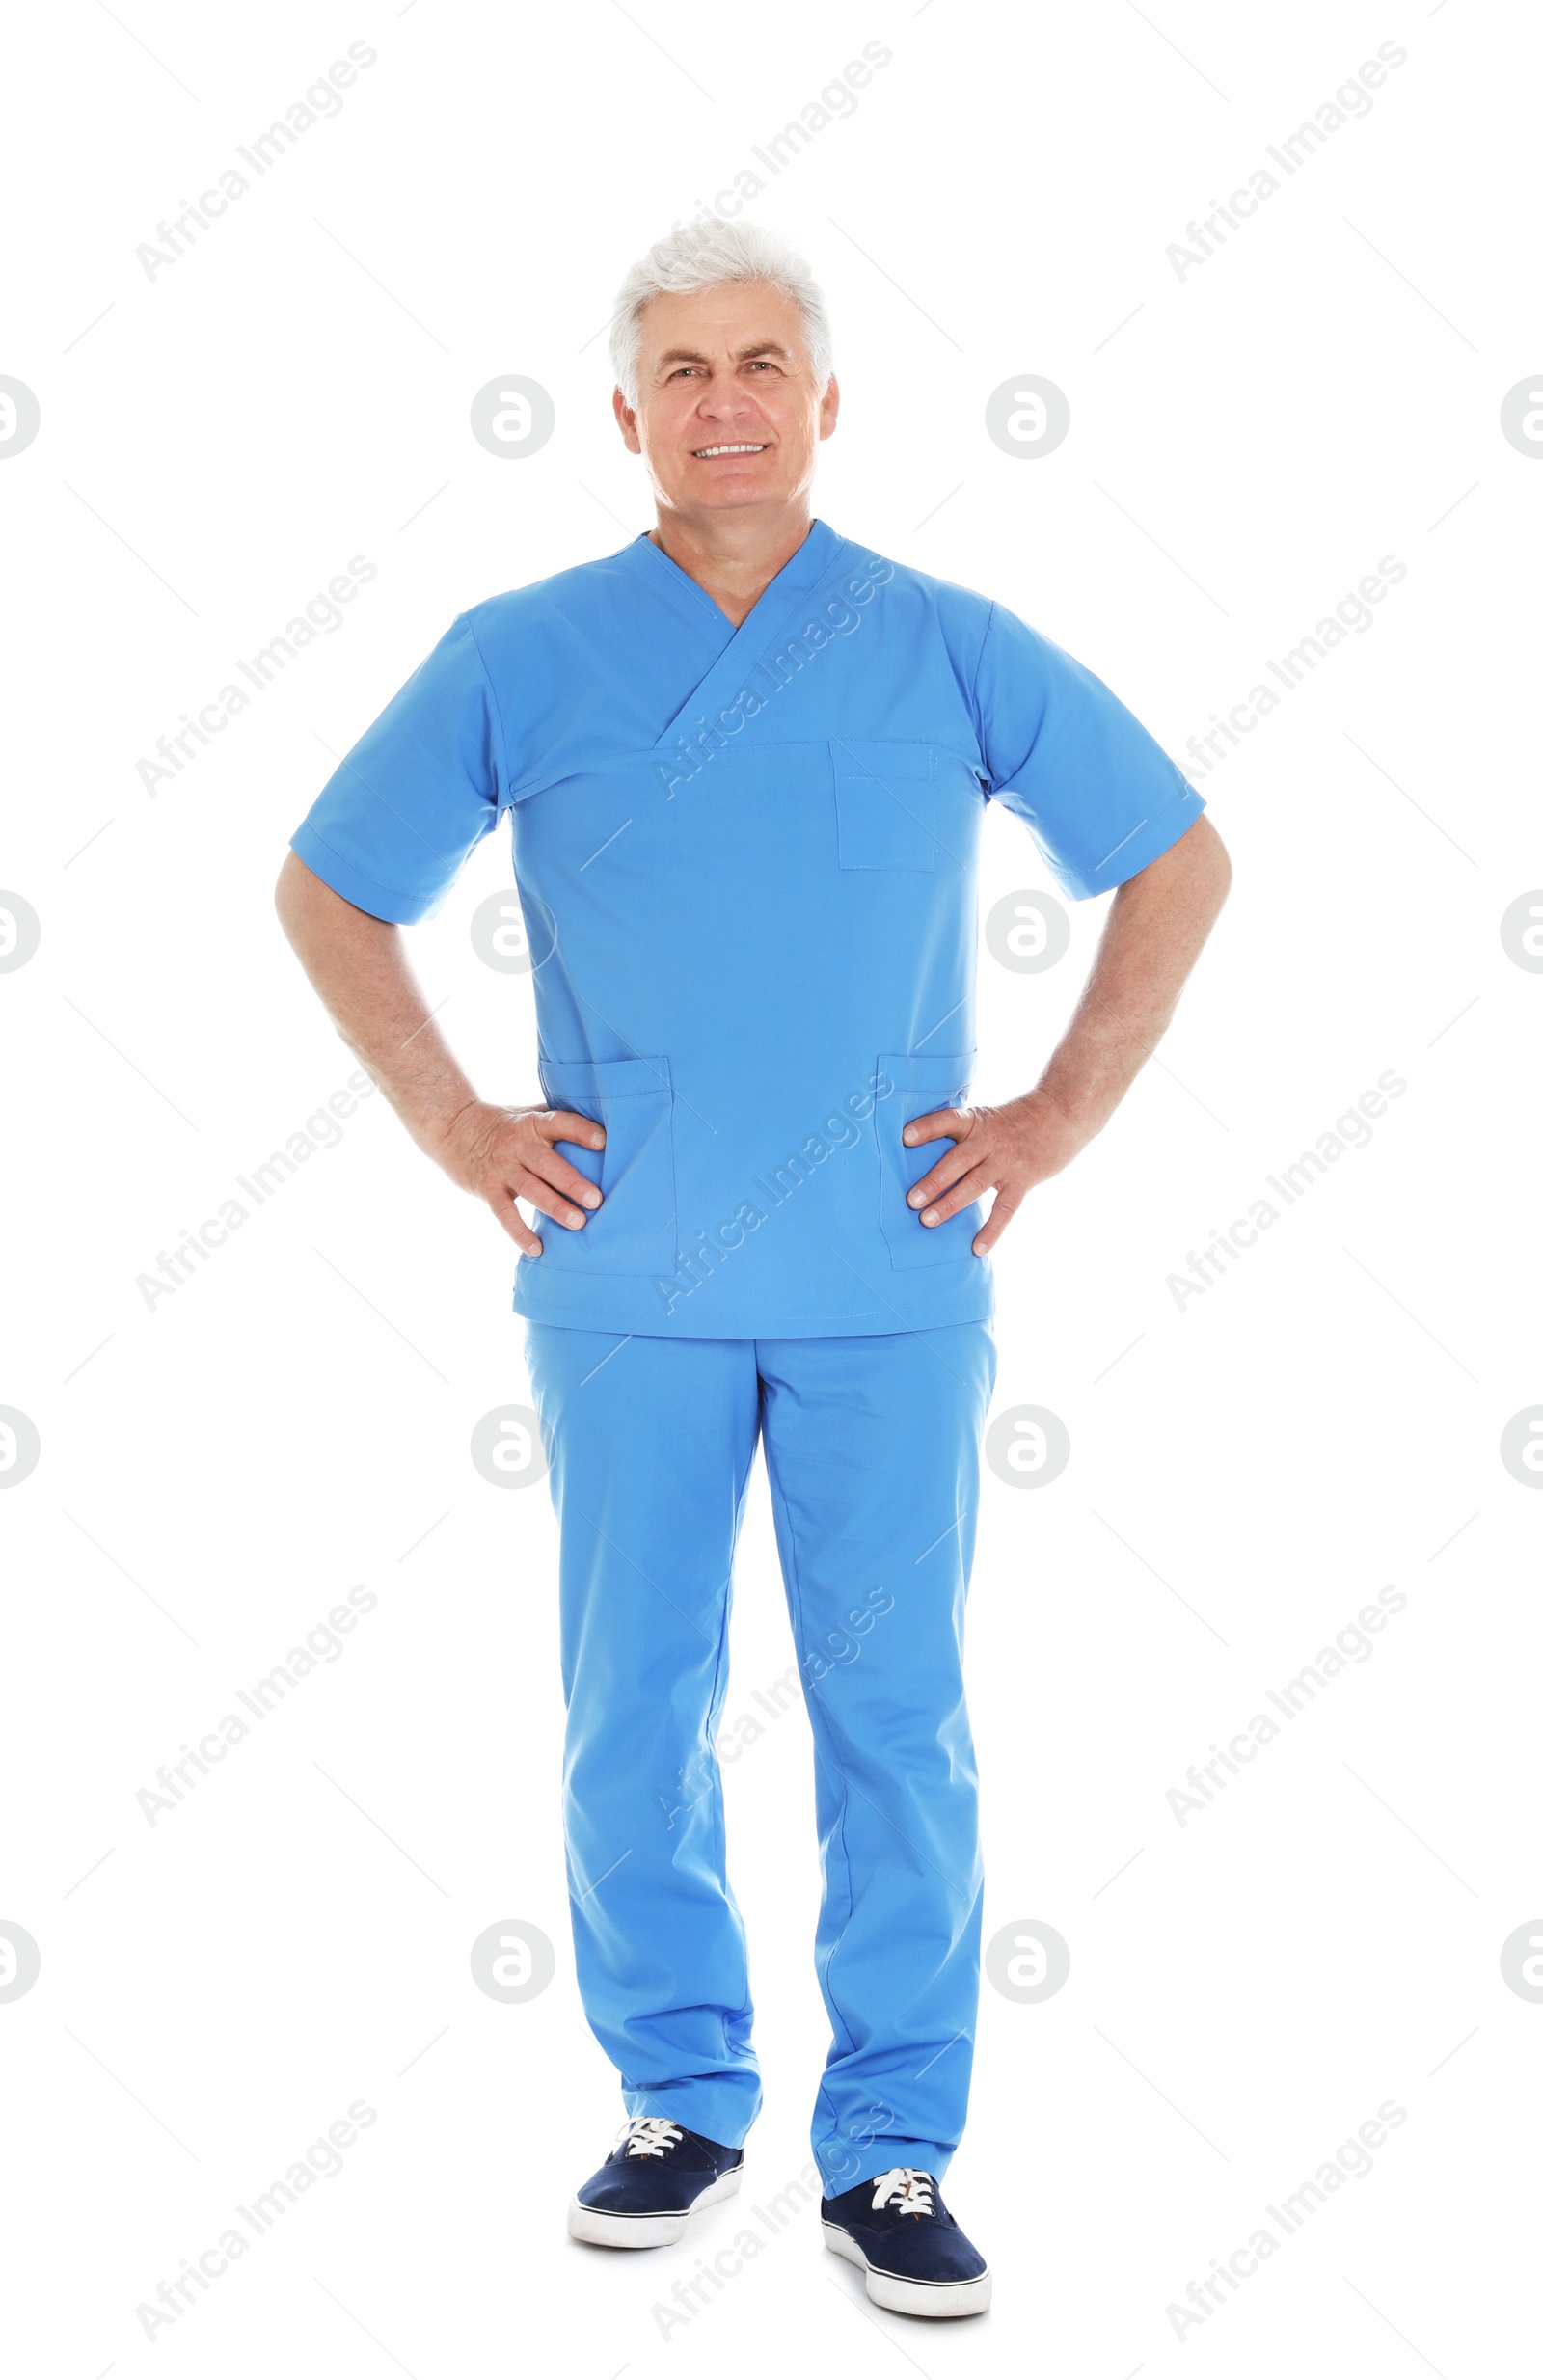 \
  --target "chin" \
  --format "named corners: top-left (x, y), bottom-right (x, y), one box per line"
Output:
top-left (692, 467), bottom-right (781, 493)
